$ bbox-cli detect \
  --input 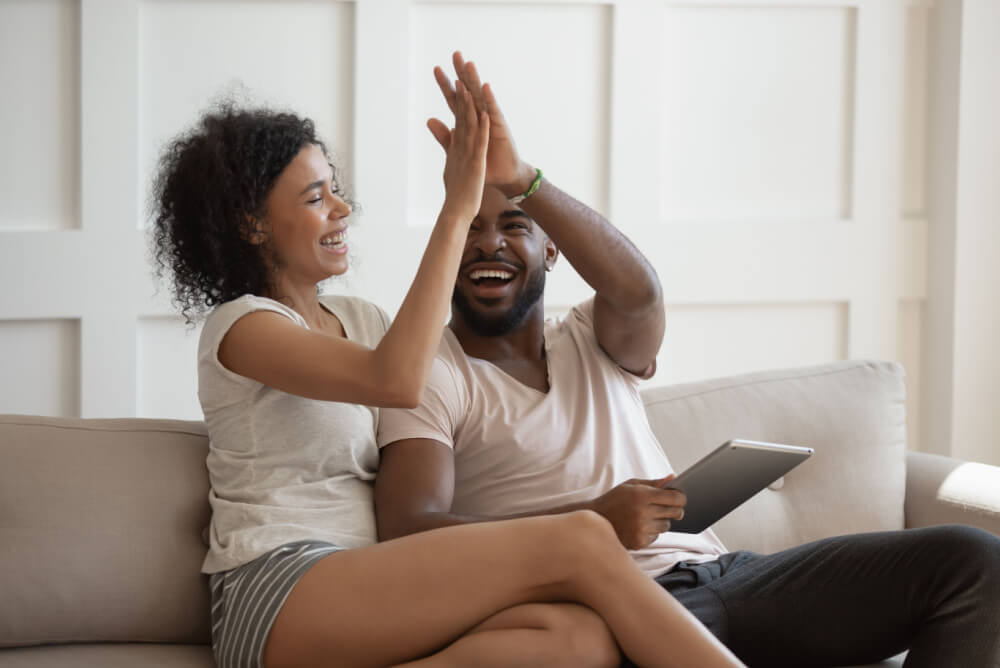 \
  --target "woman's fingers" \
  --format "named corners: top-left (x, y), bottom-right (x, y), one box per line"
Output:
top-left (453, 80), bottom-right (468, 135)
top-left (433, 84), bottom-right (484, 156)
top-left (452, 51), bottom-right (487, 113)
top-left (457, 82), bottom-right (477, 140)
top-left (475, 111), bottom-right (490, 159)
top-left (443, 84), bottom-right (485, 173)
top-left (433, 66), bottom-right (457, 114)
top-left (452, 50), bottom-right (467, 84)
top-left (460, 61), bottom-right (487, 113)
top-left (436, 53), bottom-right (490, 128)
top-left (427, 118), bottom-right (451, 150)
